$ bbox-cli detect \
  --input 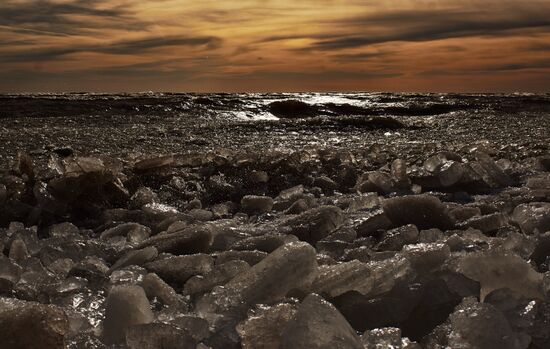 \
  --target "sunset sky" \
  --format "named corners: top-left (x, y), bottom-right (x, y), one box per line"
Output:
top-left (1, 0), bottom-right (549, 92)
